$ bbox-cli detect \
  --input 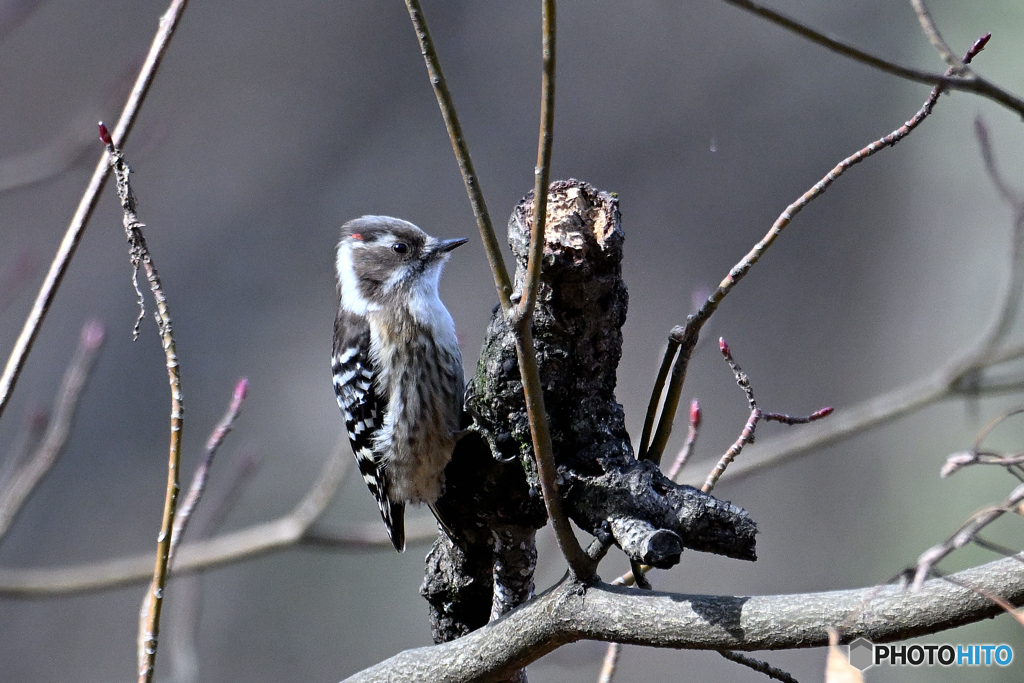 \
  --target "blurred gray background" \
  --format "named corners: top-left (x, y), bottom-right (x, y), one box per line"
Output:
top-left (0, 1), bottom-right (1022, 681)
